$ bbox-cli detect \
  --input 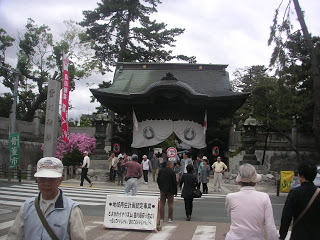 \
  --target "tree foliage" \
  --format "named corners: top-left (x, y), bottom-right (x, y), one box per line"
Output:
top-left (80, 0), bottom-right (196, 73)
top-left (0, 28), bottom-right (15, 61)
top-left (0, 19), bottom-right (97, 122)
top-left (156, 135), bottom-right (175, 151)
top-left (61, 149), bottom-right (83, 166)
top-left (69, 115), bottom-right (93, 127)
top-left (232, 66), bottom-right (278, 128)
top-left (268, 0), bottom-right (320, 153)
top-left (0, 93), bottom-right (12, 118)
top-left (81, 0), bottom-right (196, 148)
